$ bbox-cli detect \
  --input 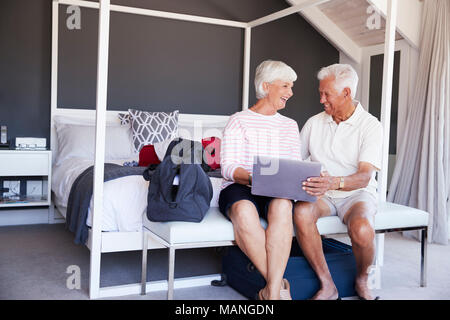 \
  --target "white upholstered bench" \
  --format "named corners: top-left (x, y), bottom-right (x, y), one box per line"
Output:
top-left (141, 201), bottom-right (429, 299)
